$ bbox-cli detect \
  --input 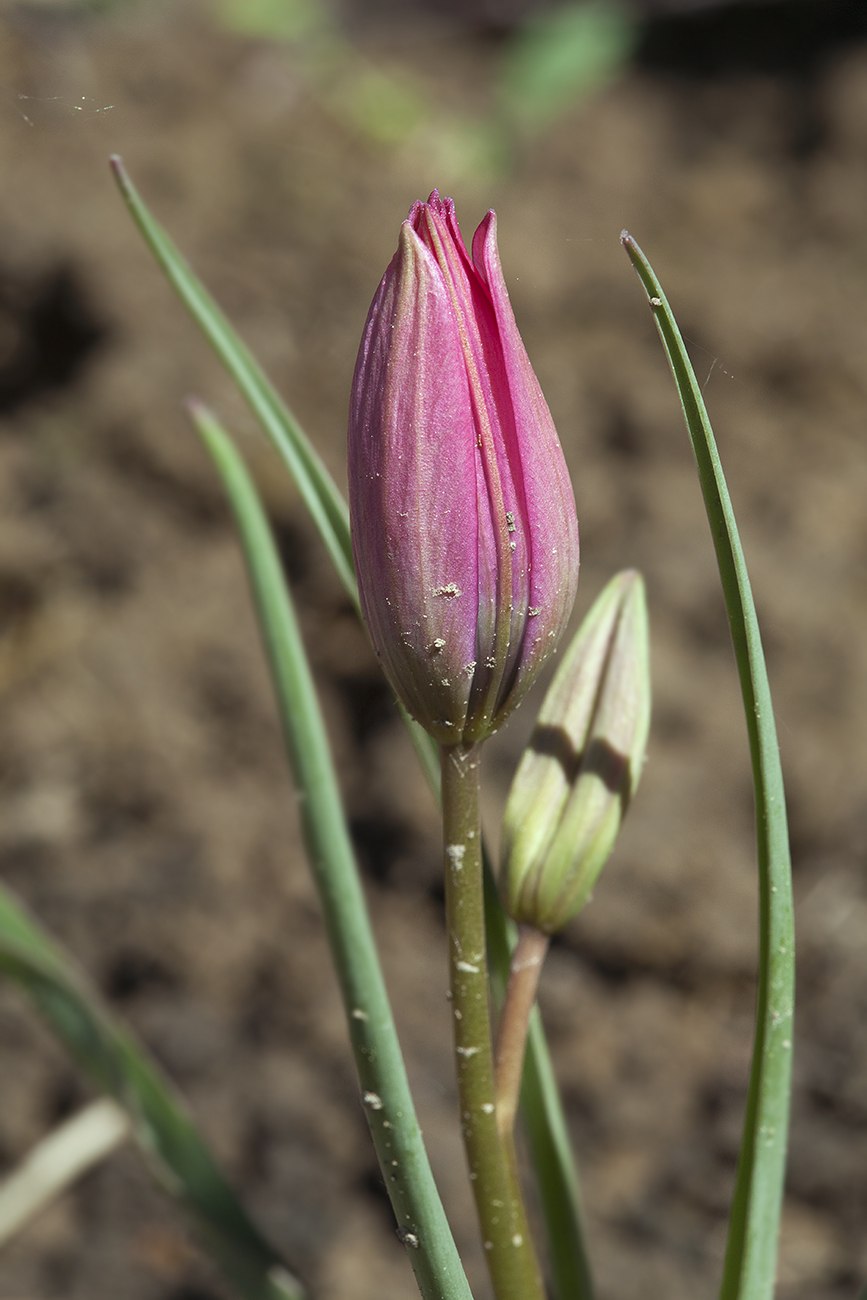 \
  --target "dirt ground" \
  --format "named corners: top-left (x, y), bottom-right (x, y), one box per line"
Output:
top-left (0, 2), bottom-right (865, 1298)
